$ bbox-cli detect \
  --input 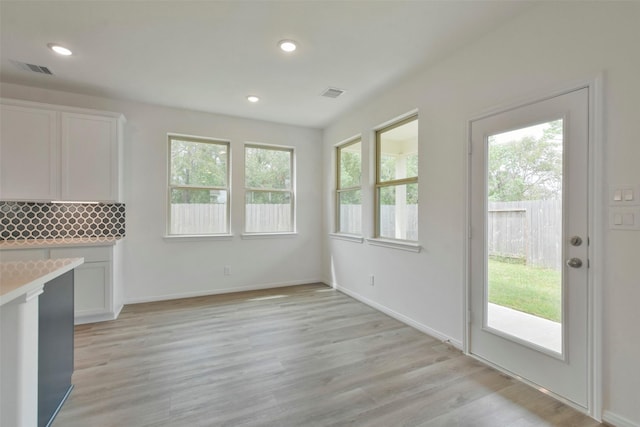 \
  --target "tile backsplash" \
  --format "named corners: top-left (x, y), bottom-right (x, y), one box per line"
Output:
top-left (0, 201), bottom-right (125, 241)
